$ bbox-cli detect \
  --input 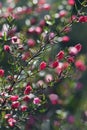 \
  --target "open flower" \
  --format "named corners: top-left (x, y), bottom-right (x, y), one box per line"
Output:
top-left (8, 118), bottom-right (16, 127)
top-left (33, 97), bottom-right (41, 105)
